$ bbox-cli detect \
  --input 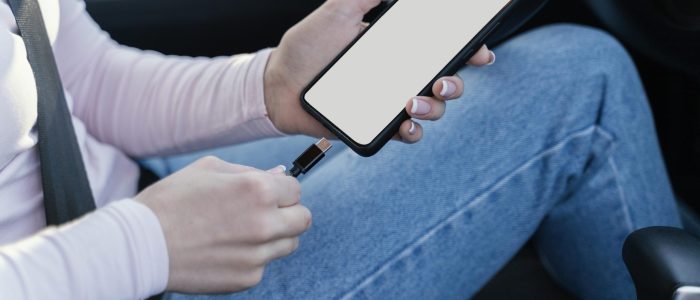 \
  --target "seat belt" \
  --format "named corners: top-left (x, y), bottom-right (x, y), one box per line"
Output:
top-left (8, 0), bottom-right (96, 225)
